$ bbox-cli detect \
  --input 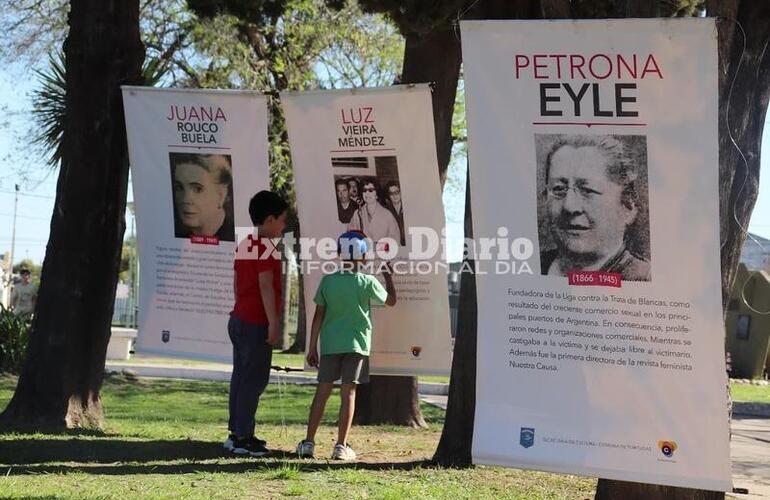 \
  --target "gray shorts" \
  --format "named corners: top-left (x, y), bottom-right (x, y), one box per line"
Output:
top-left (317, 353), bottom-right (370, 384)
